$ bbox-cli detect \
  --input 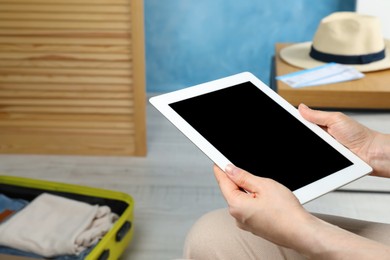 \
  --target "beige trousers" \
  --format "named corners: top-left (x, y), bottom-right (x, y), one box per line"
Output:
top-left (183, 208), bottom-right (390, 260)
